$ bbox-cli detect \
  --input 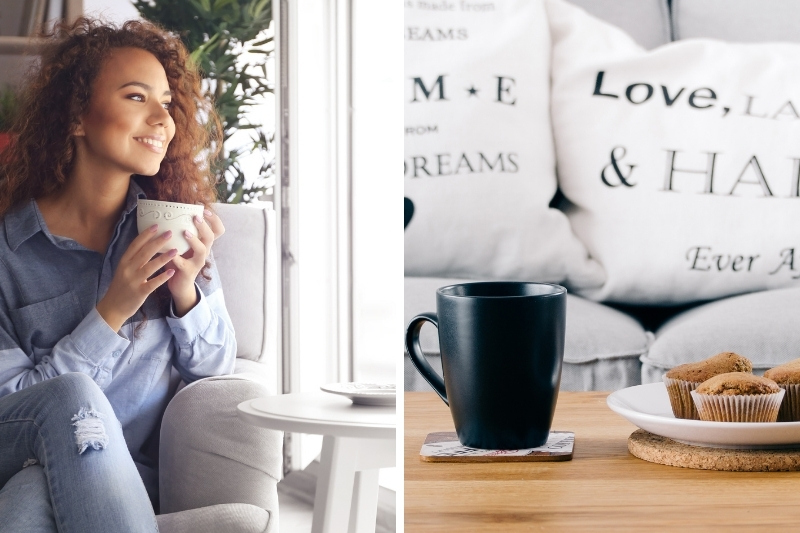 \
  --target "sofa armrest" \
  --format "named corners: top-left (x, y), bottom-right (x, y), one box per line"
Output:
top-left (159, 372), bottom-right (283, 531)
